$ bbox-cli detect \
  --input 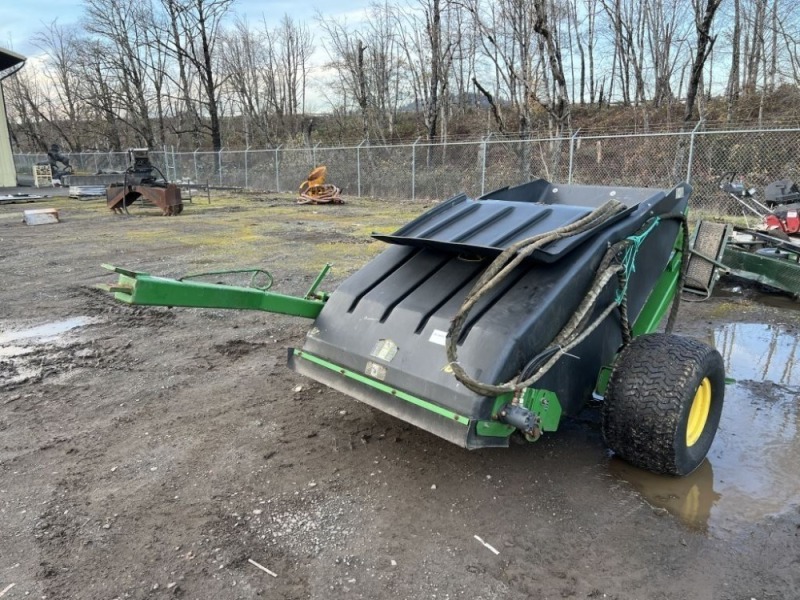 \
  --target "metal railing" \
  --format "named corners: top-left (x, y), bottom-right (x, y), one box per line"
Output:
top-left (14, 127), bottom-right (800, 215)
